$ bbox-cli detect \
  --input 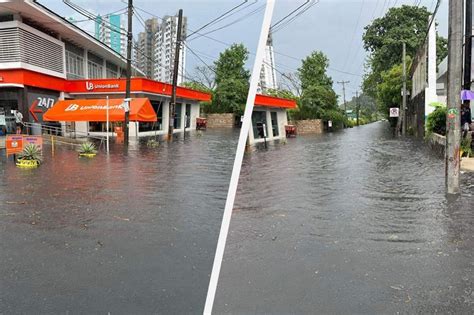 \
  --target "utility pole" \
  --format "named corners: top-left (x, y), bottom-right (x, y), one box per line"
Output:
top-left (446, 0), bottom-right (463, 194)
top-left (168, 9), bottom-right (183, 138)
top-left (464, 0), bottom-right (472, 92)
top-left (124, 0), bottom-right (133, 146)
top-left (337, 80), bottom-right (350, 120)
top-left (354, 91), bottom-right (360, 126)
top-left (401, 42), bottom-right (407, 136)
